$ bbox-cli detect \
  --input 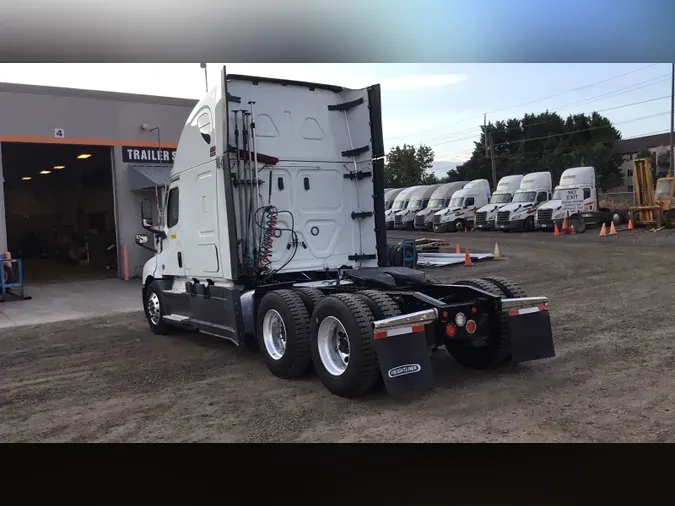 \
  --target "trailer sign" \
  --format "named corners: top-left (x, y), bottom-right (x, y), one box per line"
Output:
top-left (560, 188), bottom-right (584, 213)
